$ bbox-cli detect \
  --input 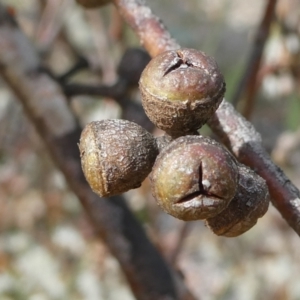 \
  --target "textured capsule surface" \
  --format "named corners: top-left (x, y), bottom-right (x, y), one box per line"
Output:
top-left (79, 119), bottom-right (158, 197)
top-left (206, 165), bottom-right (269, 237)
top-left (139, 48), bottom-right (225, 135)
top-left (151, 135), bottom-right (238, 221)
